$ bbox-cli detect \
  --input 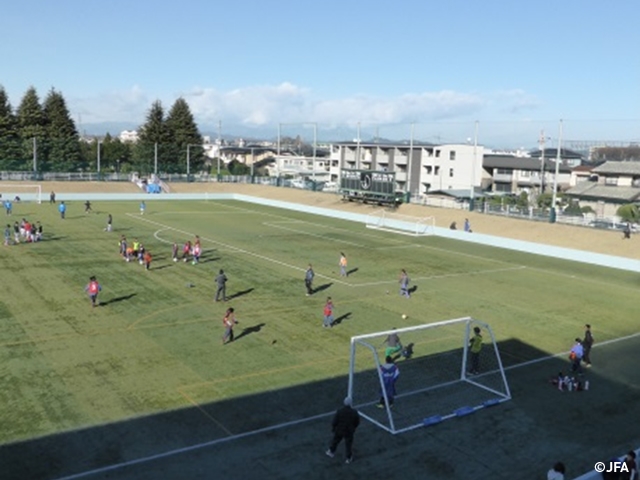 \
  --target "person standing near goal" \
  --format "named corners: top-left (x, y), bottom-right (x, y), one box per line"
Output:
top-left (58, 201), bottom-right (66, 219)
top-left (582, 324), bottom-right (593, 368)
top-left (468, 327), bottom-right (483, 375)
top-left (377, 356), bottom-right (400, 408)
top-left (399, 269), bottom-right (410, 298)
top-left (382, 328), bottom-right (403, 359)
top-left (325, 396), bottom-right (360, 464)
